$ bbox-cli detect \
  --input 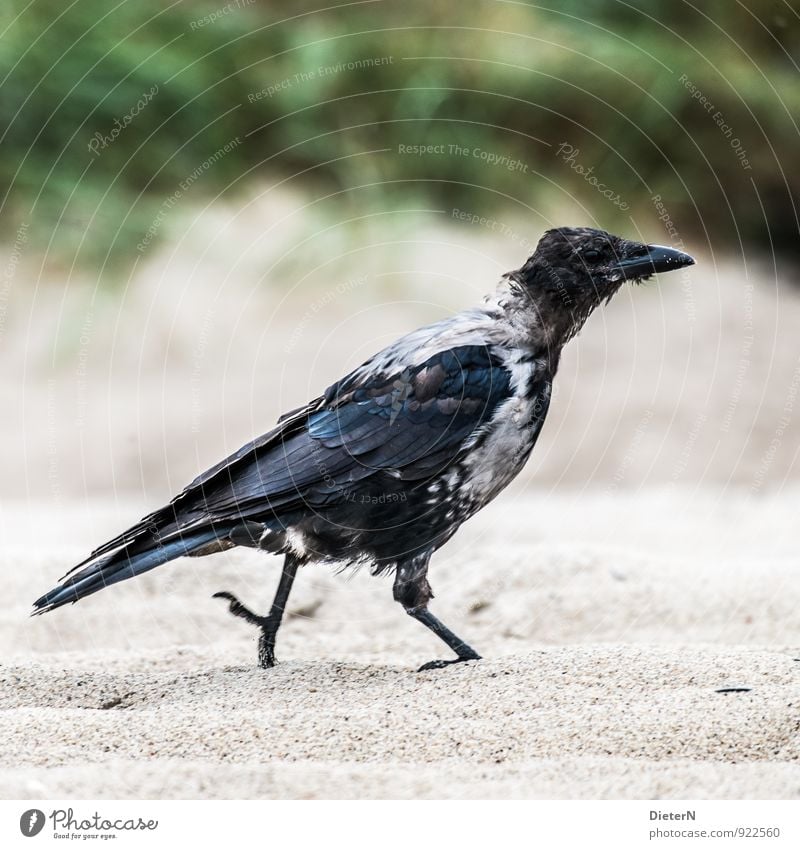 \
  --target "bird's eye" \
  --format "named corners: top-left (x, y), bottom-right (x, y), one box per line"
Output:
top-left (582, 249), bottom-right (602, 262)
